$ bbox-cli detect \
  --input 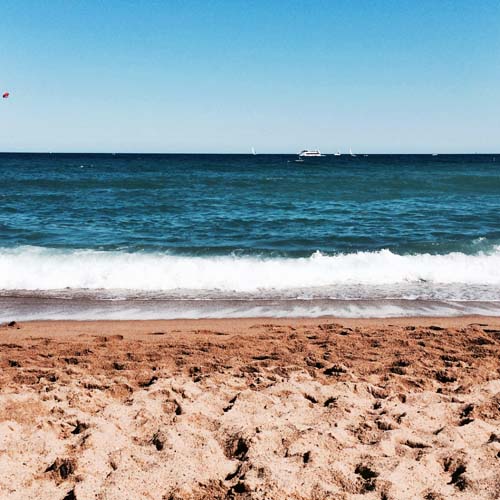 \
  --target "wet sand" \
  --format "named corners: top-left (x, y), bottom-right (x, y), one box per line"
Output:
top-left (1, 316), bottom-right (499, 499)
